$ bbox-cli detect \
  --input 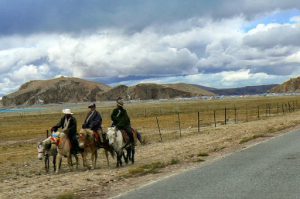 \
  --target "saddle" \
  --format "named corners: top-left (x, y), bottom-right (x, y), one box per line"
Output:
top-left (120, 128), bottom-right (138, 145)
